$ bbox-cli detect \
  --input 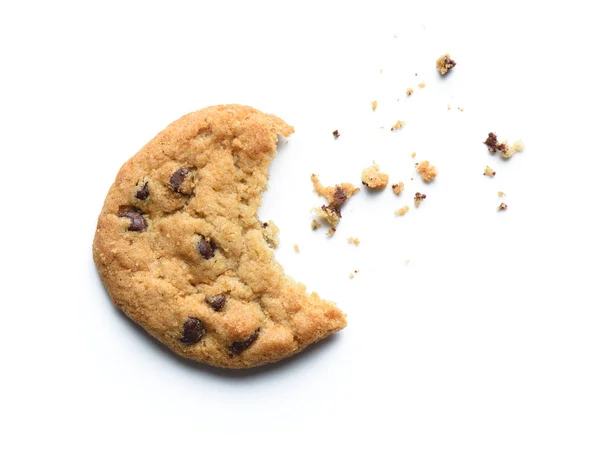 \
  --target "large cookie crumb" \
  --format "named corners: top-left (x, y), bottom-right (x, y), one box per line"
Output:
top-left (311, 174), bottom-right (359, 232)
top-left (361, 163), bottom-right (389, 189)
top-left (484, 132), bottom-right (524, 159)
top-left (391, 182), bottom-right (404, 195)
top-left (436, 54), bottom-right (456, 75)
top-left (416, 160), bottom-right (438, 182)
